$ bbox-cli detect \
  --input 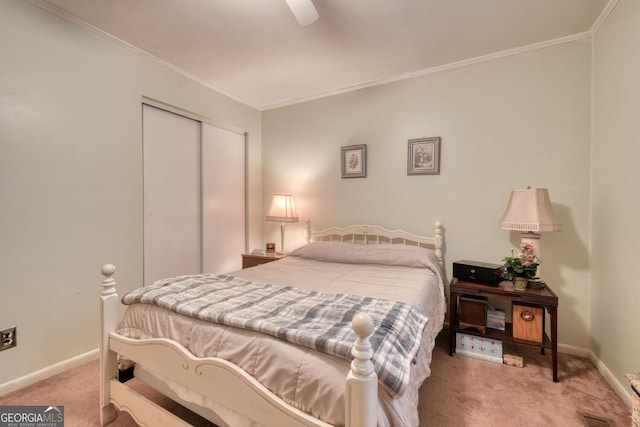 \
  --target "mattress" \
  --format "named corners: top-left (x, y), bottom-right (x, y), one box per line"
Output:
top-left (117, 242), bottom-right (445, 426)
